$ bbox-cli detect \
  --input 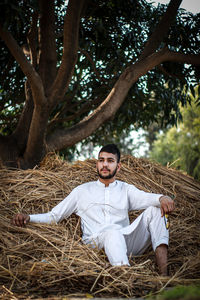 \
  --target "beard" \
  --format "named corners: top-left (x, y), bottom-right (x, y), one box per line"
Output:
top-left (97, 166), bottom-right (118, 180)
